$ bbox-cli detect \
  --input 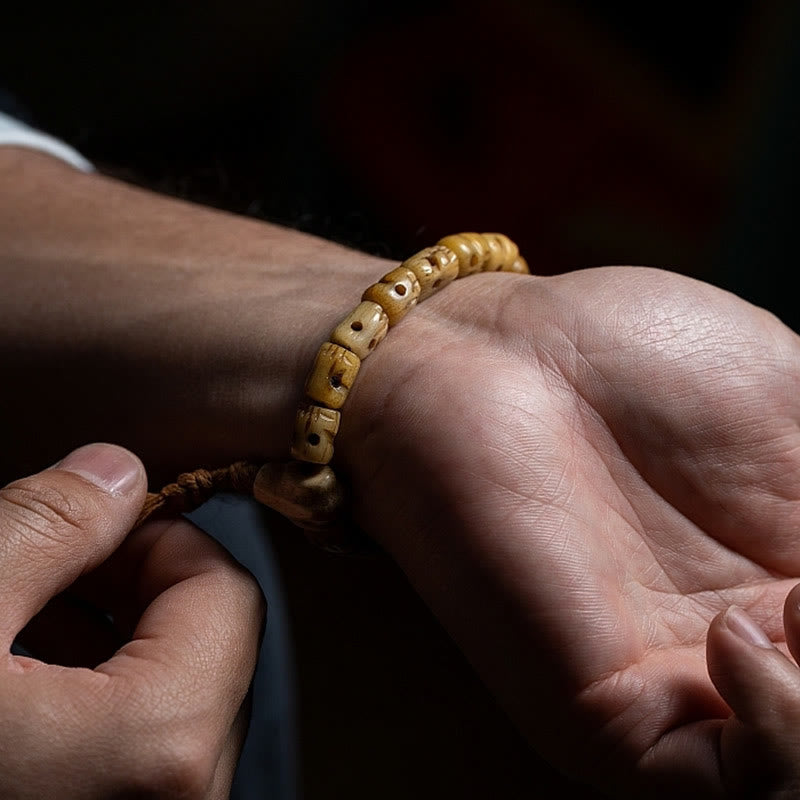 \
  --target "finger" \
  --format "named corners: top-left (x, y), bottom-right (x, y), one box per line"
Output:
top-left (2, 520), bottom-right (261, 800)
top-left (707, 604), bottom-right (800, 792)
top-left (96, 517), bottom-right (265, 766)
top-left (0, 443), bottom-right (146, 642)
top-left (782, 583), bottom-right (800, 665)
top-left (205, 698), bottom-right (252, 800)
top-left (708, 604), bottom-right (800, 726)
